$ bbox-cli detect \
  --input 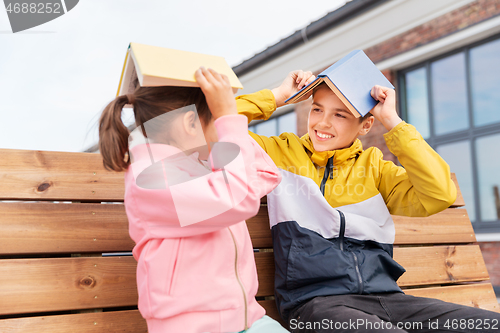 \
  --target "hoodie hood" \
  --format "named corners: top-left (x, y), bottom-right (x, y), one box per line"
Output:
top-left (299, 133), bottom-right (364, 167)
